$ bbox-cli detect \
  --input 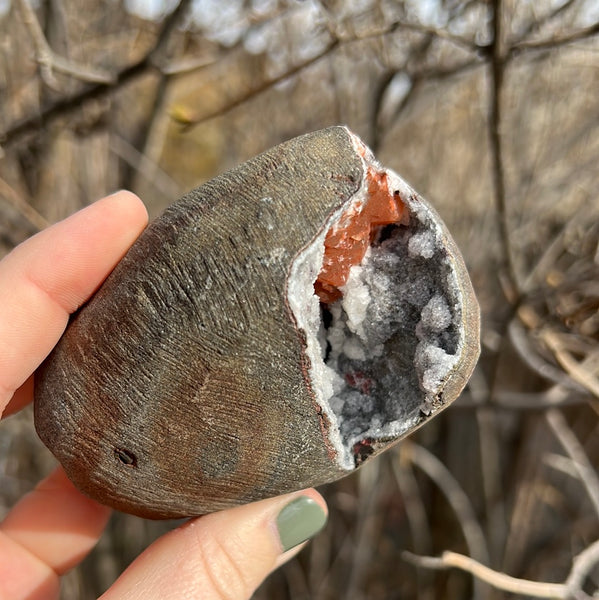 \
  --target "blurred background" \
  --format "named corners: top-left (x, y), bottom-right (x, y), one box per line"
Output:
top-left (1, 0), bottom-right (598, 598)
